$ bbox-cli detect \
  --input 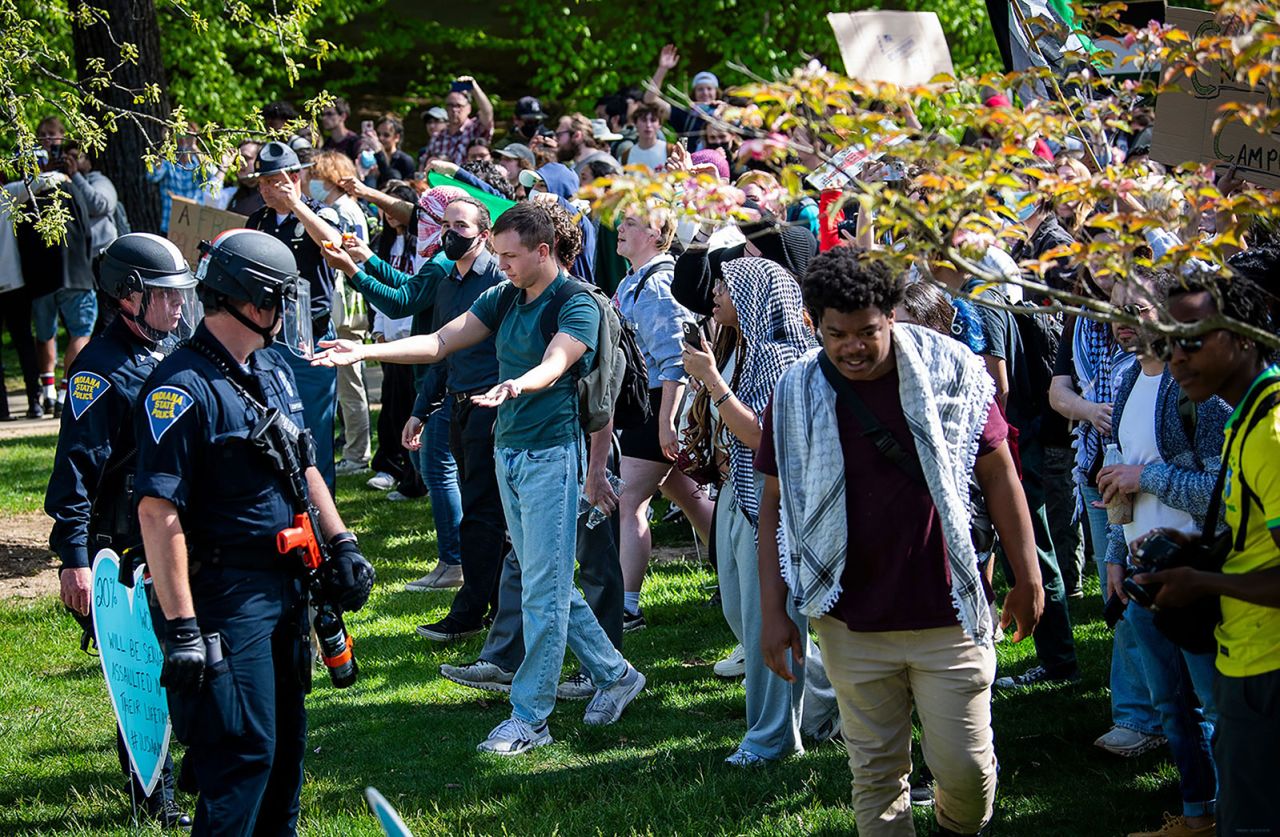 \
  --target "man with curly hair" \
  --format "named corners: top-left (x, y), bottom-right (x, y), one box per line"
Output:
top-left (755, 248), bottom-right (1044, 836)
